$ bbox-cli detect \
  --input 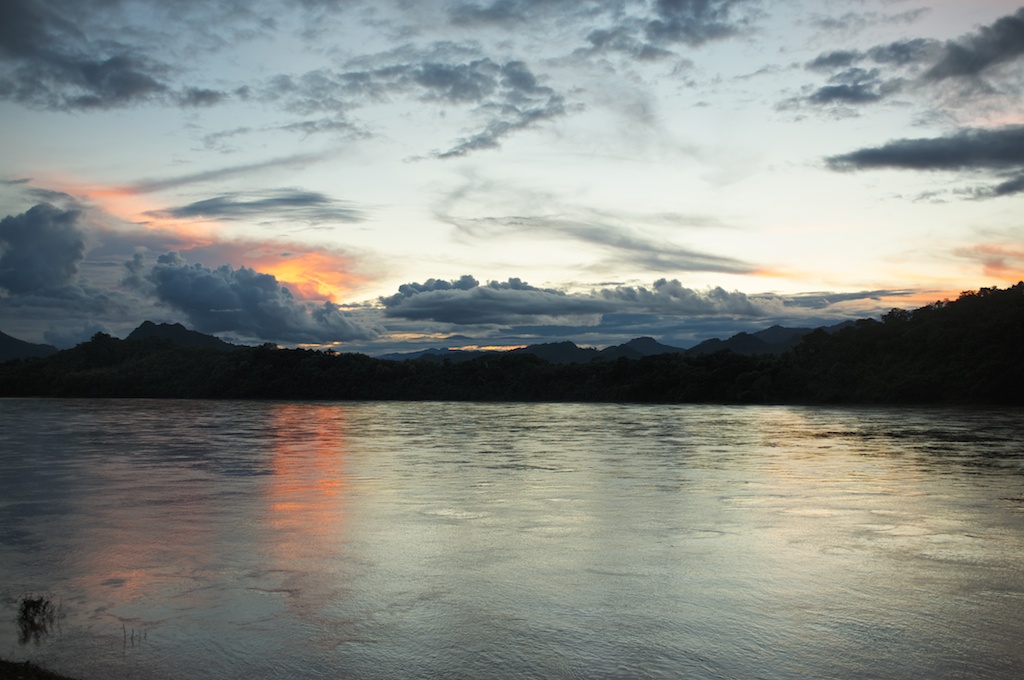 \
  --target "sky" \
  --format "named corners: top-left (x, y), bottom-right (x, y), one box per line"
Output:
top-left (1, 0), bottom-right (1023, 354)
